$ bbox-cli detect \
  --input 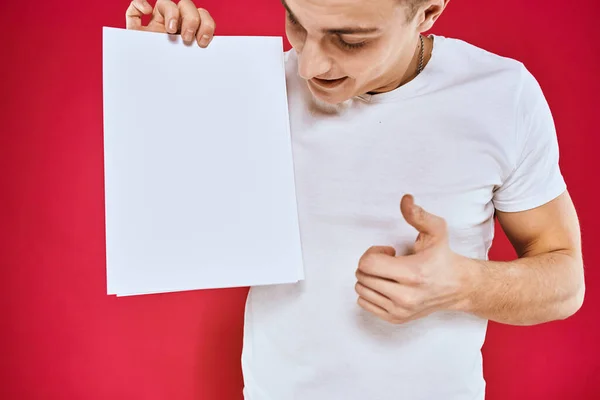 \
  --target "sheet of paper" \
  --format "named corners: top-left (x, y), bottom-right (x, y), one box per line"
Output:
top-left (102, 27), bottom-right (304, 296)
